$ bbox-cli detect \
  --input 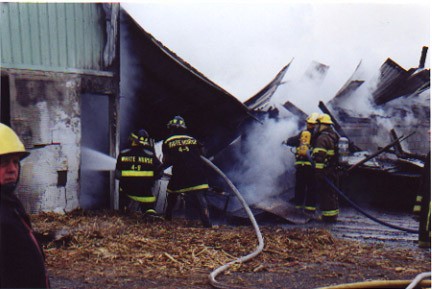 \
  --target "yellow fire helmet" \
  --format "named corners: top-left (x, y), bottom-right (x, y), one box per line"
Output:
top-left (318, 113), bottom-right (334, 125)
top-left (0, 123), bottom-right (30, 159)
top-left (306, 112), bottom-right (320, 124)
